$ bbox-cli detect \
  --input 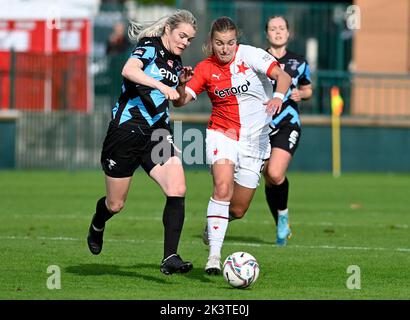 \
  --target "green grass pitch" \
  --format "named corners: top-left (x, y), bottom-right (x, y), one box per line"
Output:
top-left (0, 170), bottom-right (409, 299)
